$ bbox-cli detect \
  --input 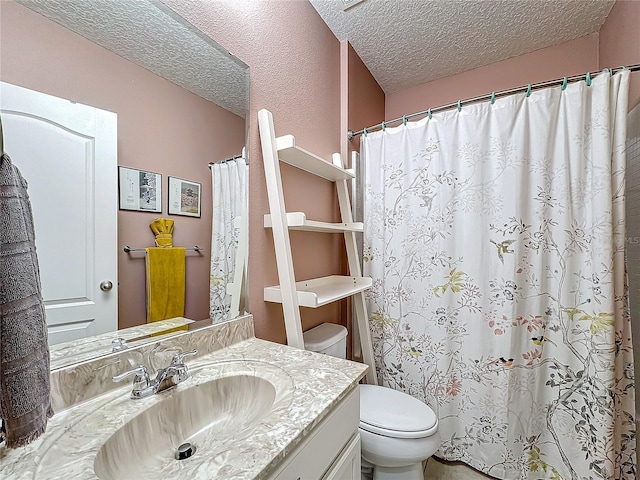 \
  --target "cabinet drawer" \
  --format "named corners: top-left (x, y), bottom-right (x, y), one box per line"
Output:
top-left (268, 386), bottom-right (359, 480)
